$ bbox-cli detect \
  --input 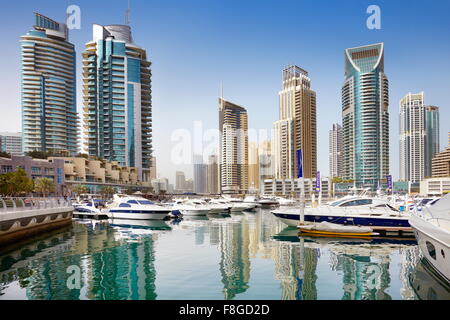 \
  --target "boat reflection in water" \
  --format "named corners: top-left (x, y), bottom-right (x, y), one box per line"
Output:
top-left (409, 259), bottom-right (450, 300)
top-left (0, 209), bottom-right (440, 300)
